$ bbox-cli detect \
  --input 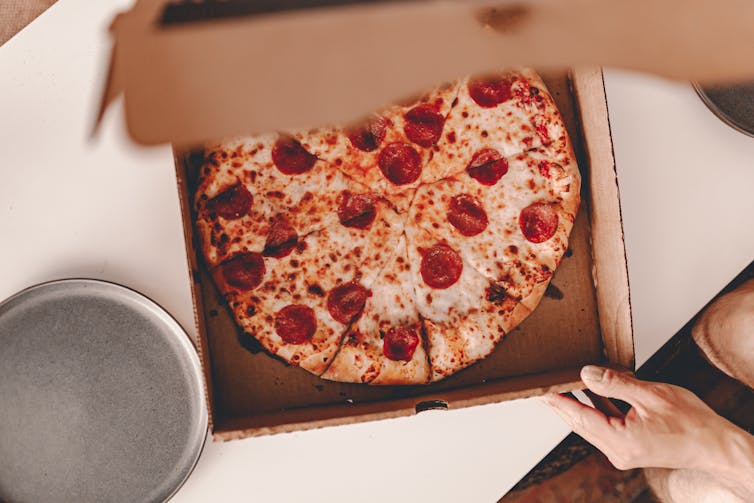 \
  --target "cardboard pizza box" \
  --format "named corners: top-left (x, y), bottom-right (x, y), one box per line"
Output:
top-left (174, 68), bottom-right (633, 440)
top-left (96, 0), bottom-right (752, 441)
